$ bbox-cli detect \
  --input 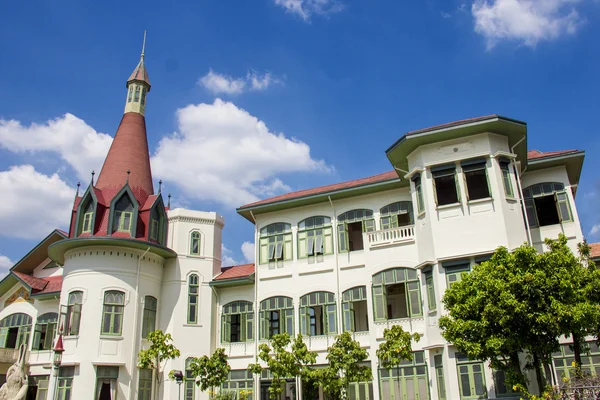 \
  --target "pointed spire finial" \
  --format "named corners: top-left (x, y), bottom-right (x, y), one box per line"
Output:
top-left (168, 193), bottom-right (172, 208)
top-left (158, 180), bottom-right (162, 194)
top-left (76, 182), bottom-right (81, 197)
top-left (91, 171), bottom-right (95, 185)
top-left (141, 30), bottom-right (147, 60)
top-left (126, 169), bottom-right (131, 183)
